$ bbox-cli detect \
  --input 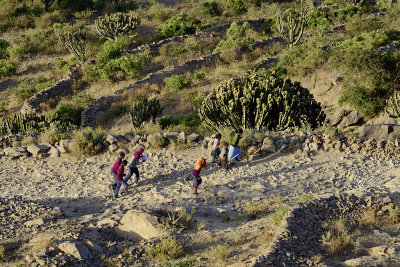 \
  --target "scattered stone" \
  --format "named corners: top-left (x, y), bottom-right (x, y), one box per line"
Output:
top-left (109, 144), bottom-right (118, 153)
top-left (25, 218), bottom-right (45, 227)
top-left (58, 241), bottom-right (93, 260)
top-left (105, 134), bottom-right (118, 144)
